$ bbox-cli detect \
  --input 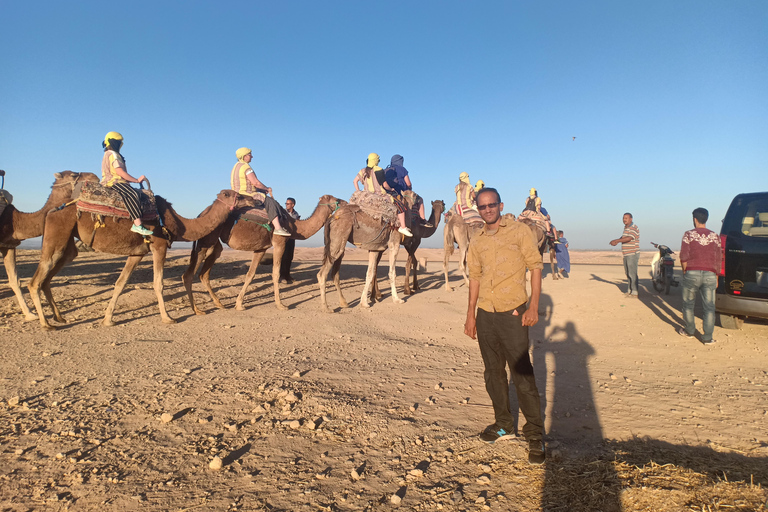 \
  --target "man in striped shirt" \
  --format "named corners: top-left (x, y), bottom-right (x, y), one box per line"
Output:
top-left (610, 213), bottom-right (640, 297)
